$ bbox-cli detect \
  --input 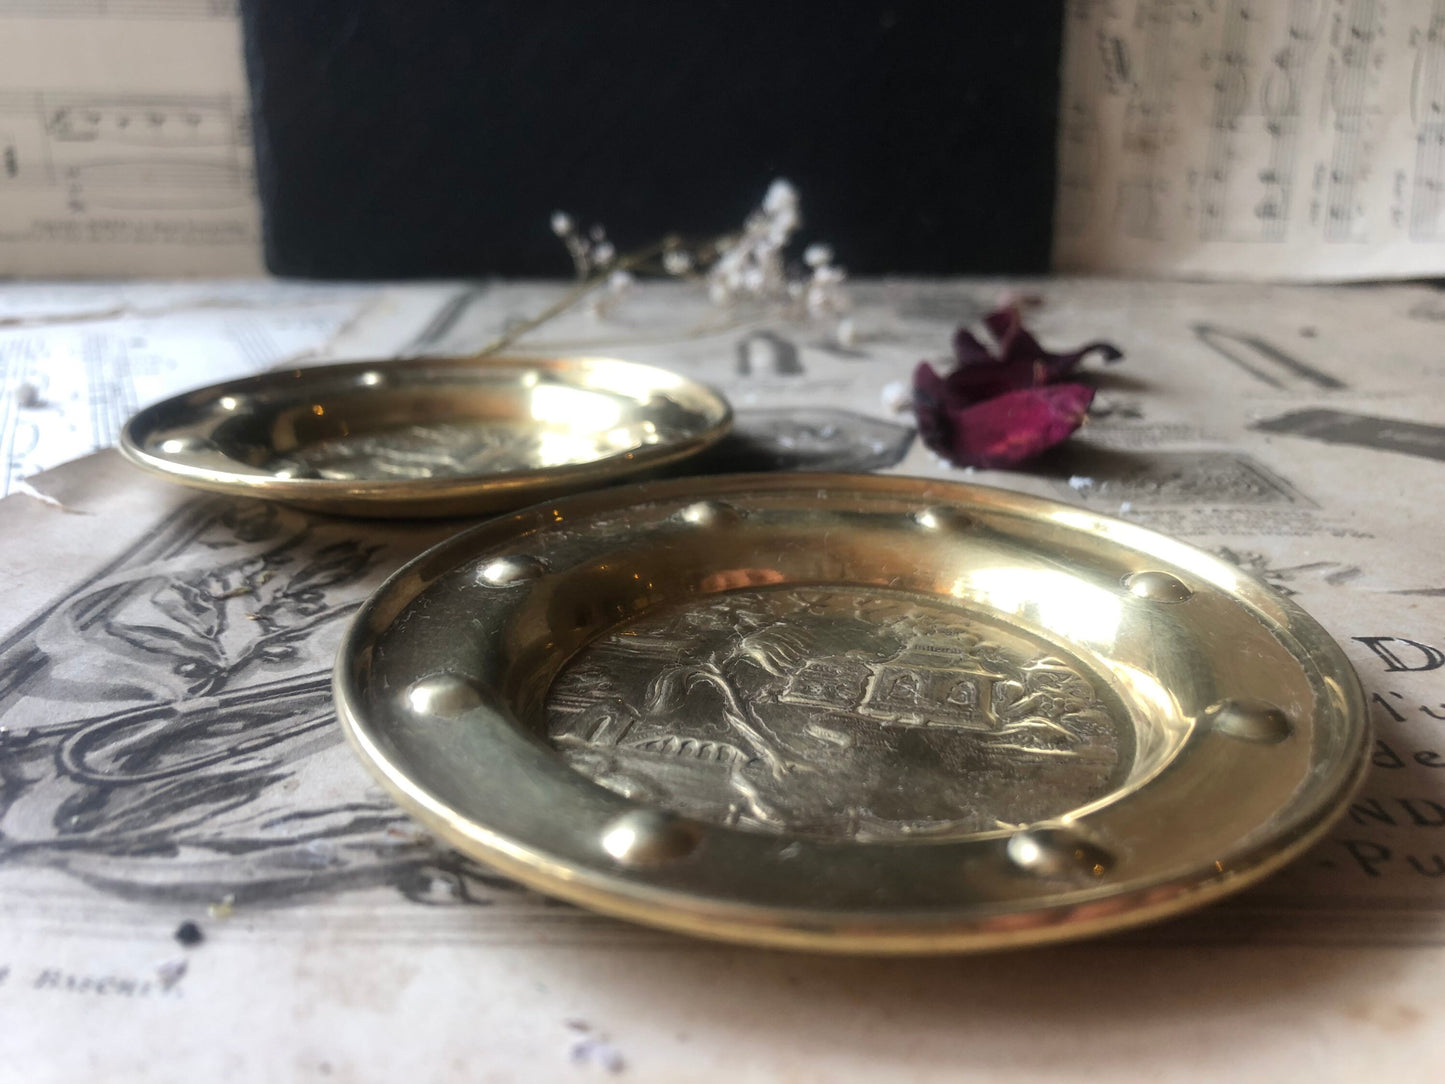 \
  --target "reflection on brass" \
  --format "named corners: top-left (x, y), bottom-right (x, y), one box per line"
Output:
top-left (270, 421), bottom-right (554, 480)
top-left (335, 473), bottom-right (1371, 953)
top-left (1122, 569), bottom-right (1194, 603)
top-left (119, 355), bottom-right (731, 517)
top-left (1202, 697), bottom-right (1293, 744)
